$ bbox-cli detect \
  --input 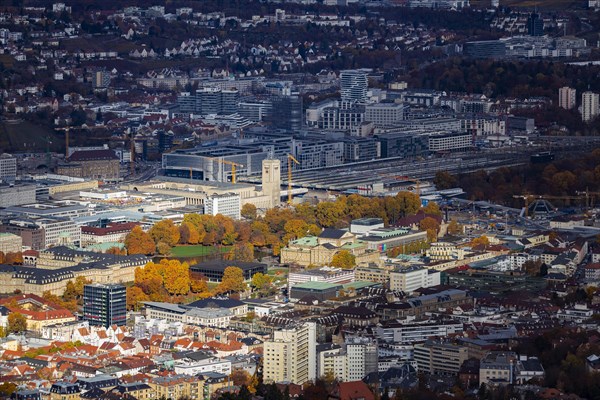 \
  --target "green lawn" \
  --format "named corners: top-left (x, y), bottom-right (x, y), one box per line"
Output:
top-left (170, 245), bottom-right (231, 257)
